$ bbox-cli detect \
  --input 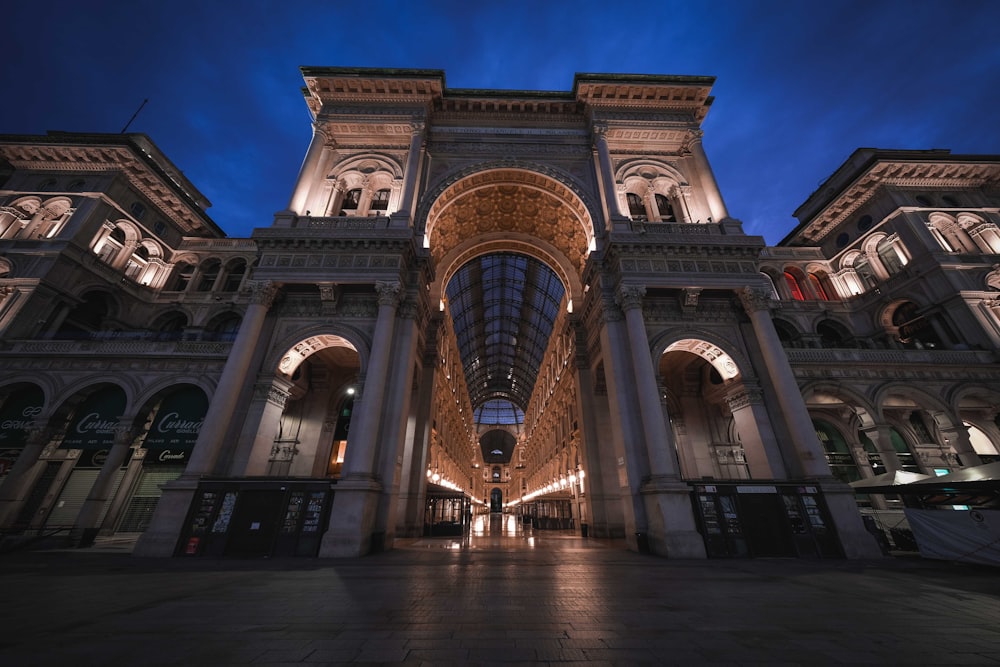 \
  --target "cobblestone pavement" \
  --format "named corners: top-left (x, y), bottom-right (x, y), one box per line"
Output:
top-left (2, 516), bottom-right (1000, 665)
